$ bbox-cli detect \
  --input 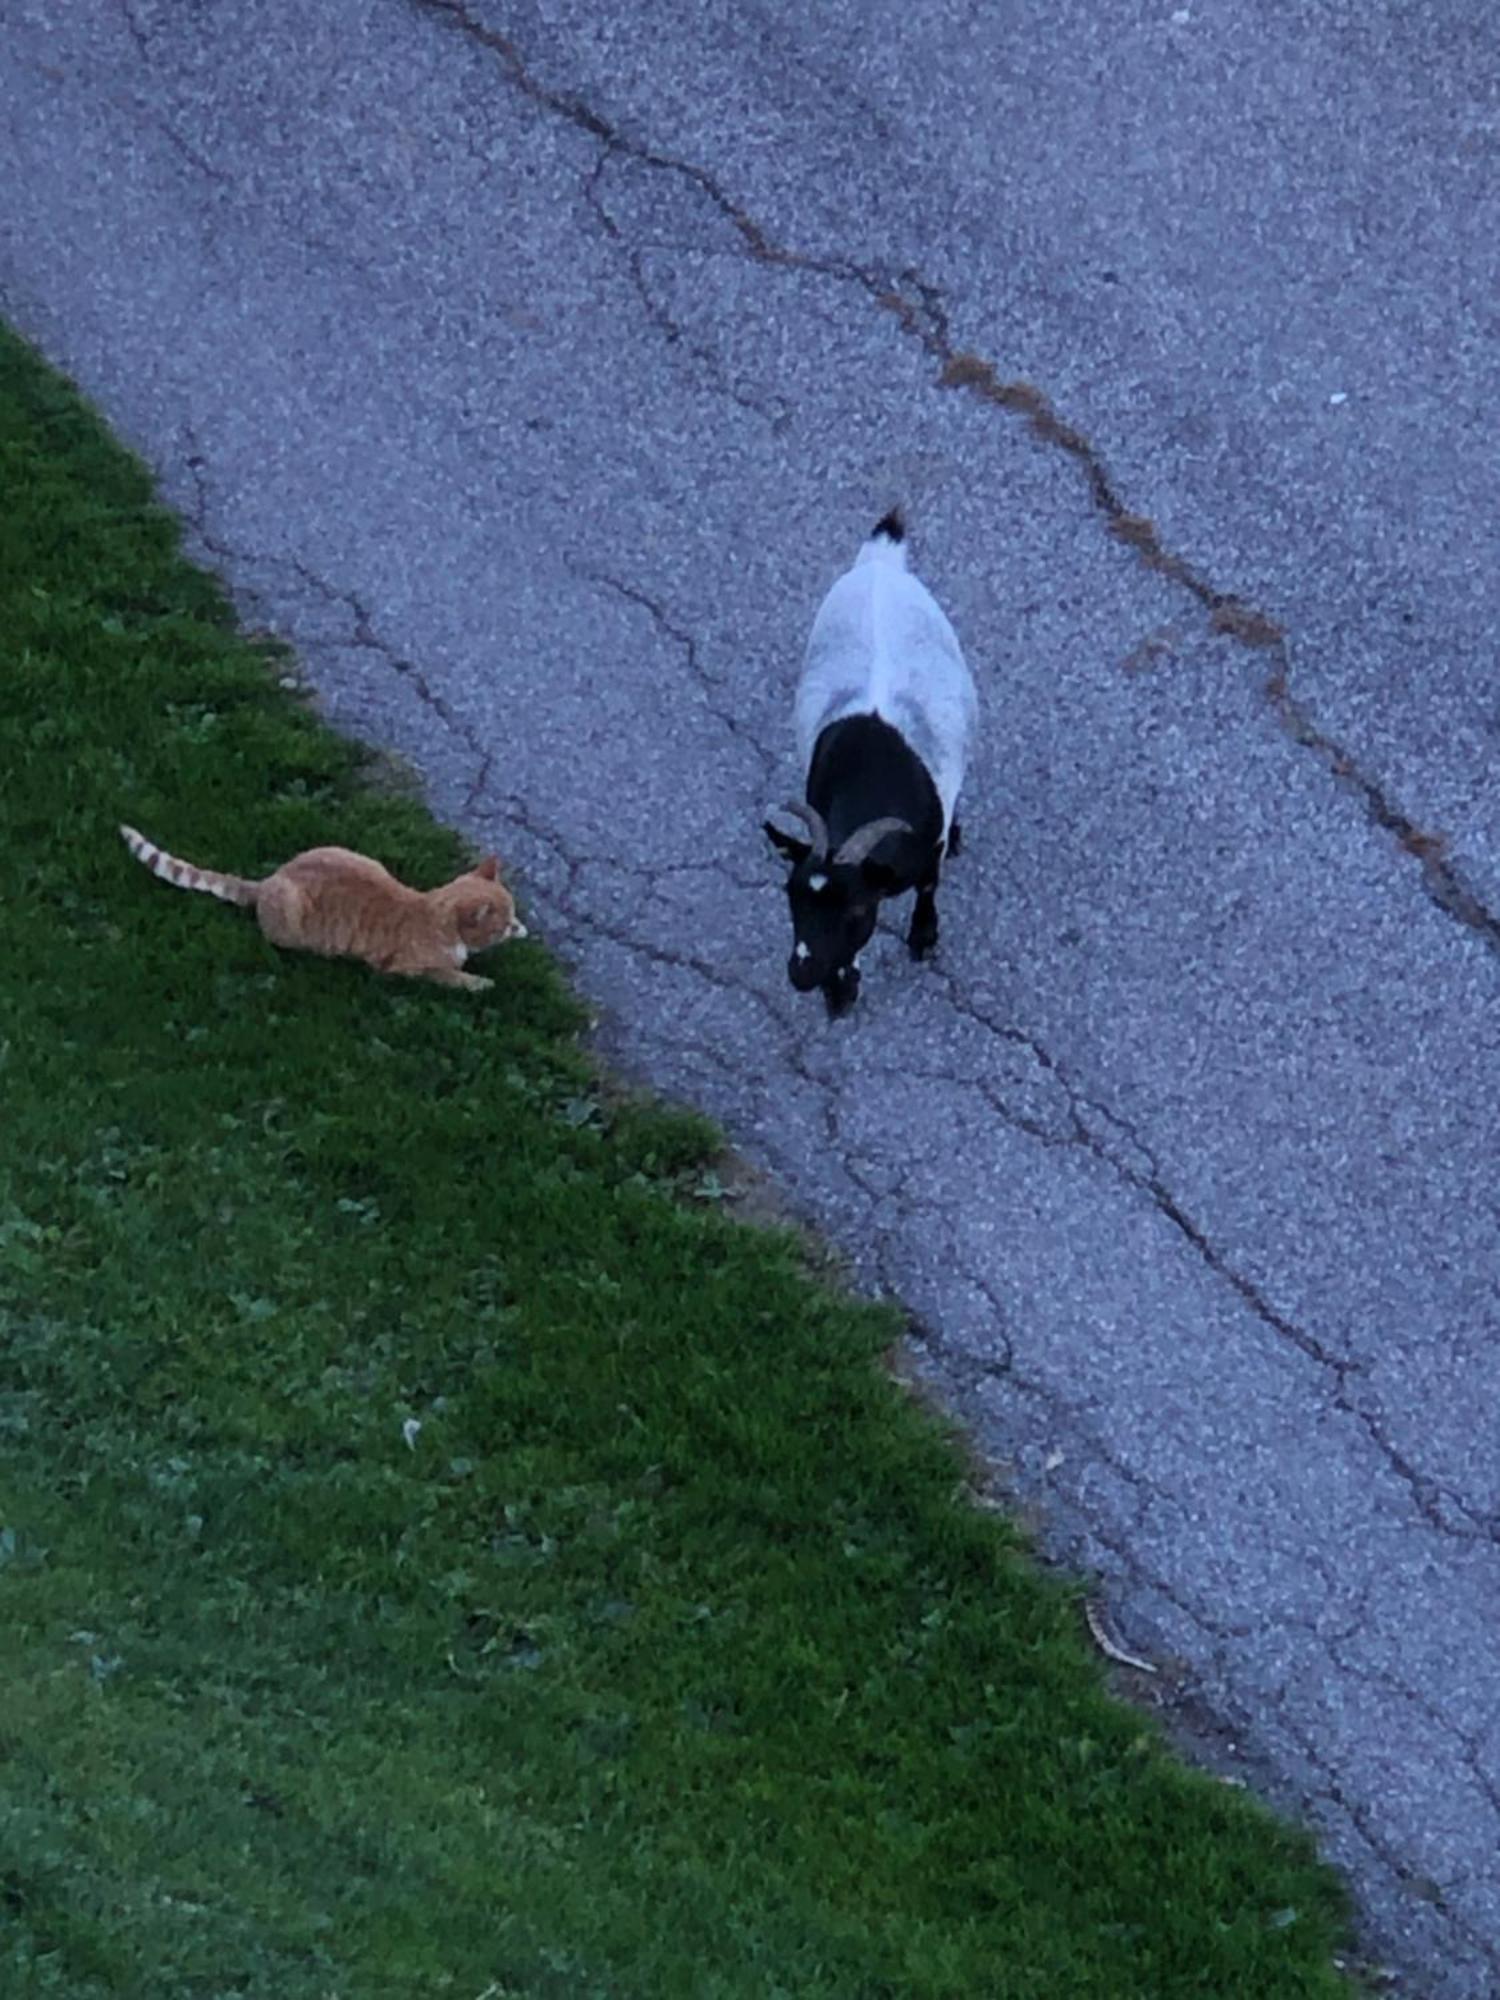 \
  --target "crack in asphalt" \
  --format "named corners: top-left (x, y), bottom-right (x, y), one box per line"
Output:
top-left (180, 441), bottom-right (235, 567)
top-left (570, 567), bottom-right (778, 783)
top-left (920, 1268), bottom-right (1462, 1664)
top-left (182, 448), bottom-right (791, 924)
top-left (1265, 663), bottom-right (1500, 956)
top-left (114, 0), bottom-right (235, 190)
top-left (117, 0), bottom-right (152, 62)
top-left (1328, 1645), bottom-right (1500, 1832)
top-left (409, 0), bottom-right (1500, 965)
top-left (934, 352), bottom-right (1283, 649)
top-left (548, 897), bottom-right (857, 1167)
top-left (952, 1370), bottom-right (1269, 1655)
top-left (1282, 1710), bottom-right (1500, 1979)
top-left (179, 432), bottom-right (492, 774)
top-left (116, 2), bottom-right (396, 286)
top-left (920, 961), bottom-right (1344, 1340)
top-left (114, 2), bottom-right (241, 193)
top-left (912, 968), bottom-right (1499, 1551)
top-left (942, 1322), bottom-right (1485, 1687)
top-left (581, 151), bottom-right (790, 429)
top-left (179, 438), bottom-right (588, 877)
top-left (286, 561), bottom-right (477, 746)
